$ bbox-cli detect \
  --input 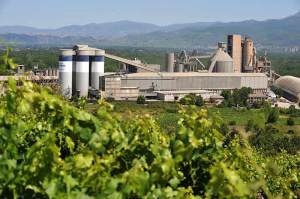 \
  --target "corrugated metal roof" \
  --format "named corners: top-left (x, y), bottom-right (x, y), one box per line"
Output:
top-left (123, 72), bottom-right (267, 78)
